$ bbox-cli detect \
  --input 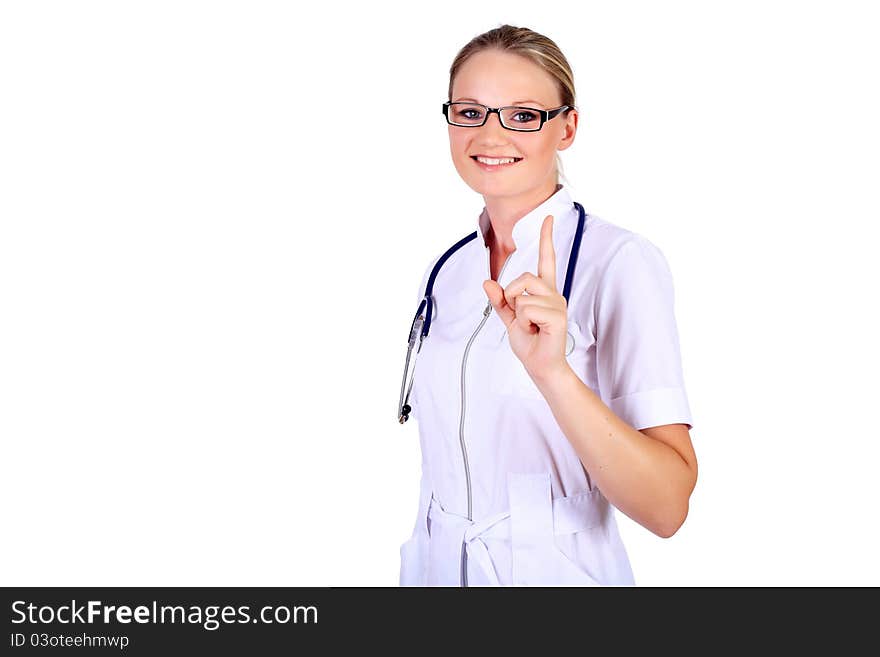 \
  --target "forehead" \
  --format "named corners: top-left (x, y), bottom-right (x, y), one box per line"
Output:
top-left (451, 49), bottom-right (560, 107)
